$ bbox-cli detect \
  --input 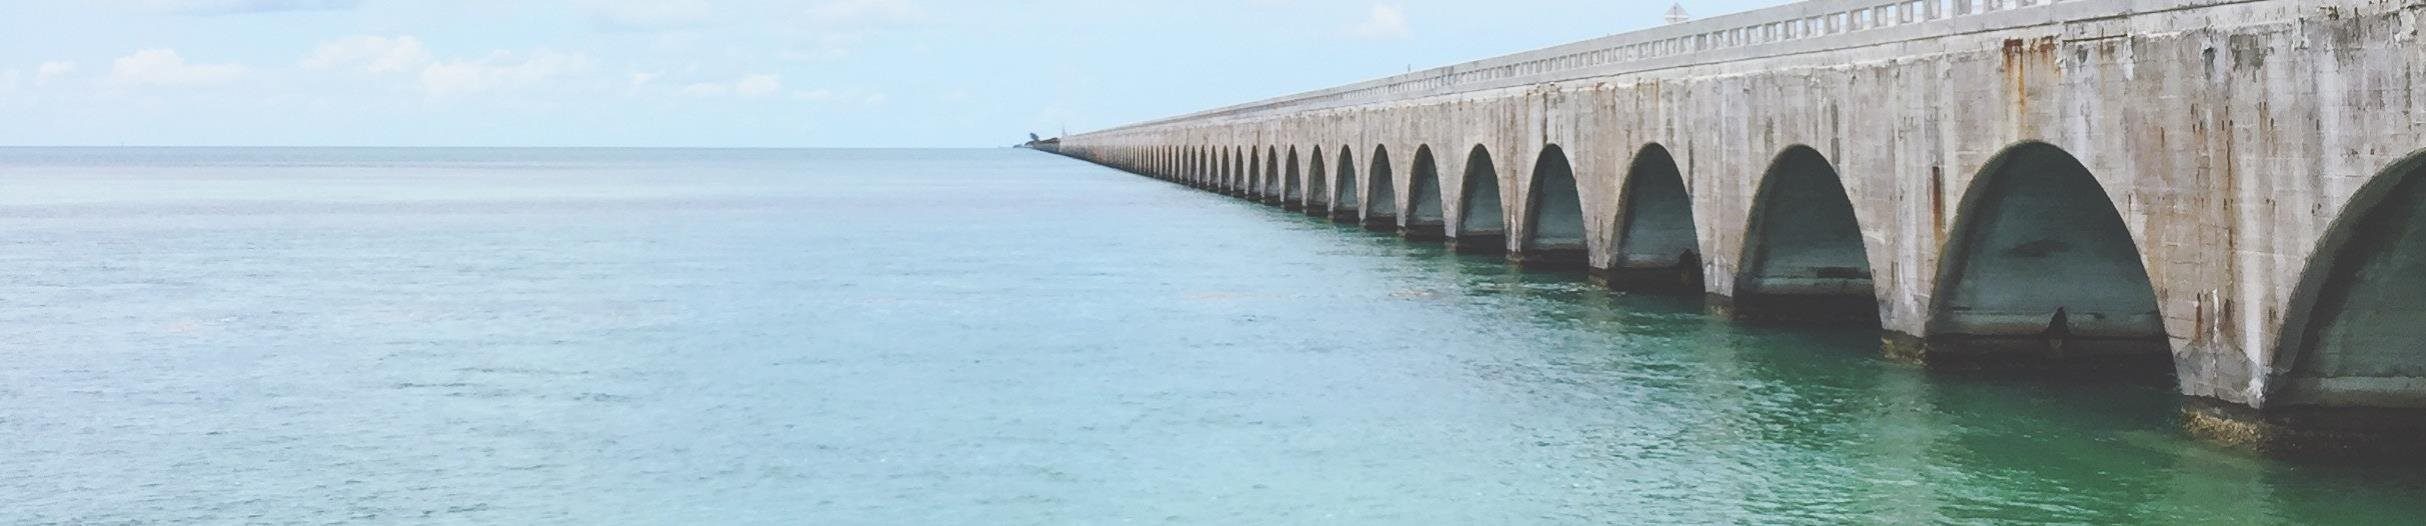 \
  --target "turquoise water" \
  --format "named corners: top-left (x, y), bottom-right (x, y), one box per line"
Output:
top-left (0, 147), bottom-right (2421, 524)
